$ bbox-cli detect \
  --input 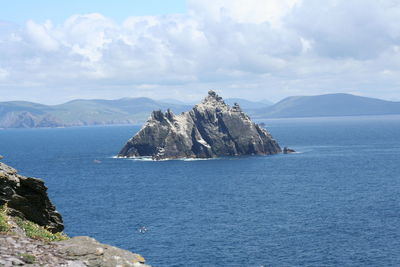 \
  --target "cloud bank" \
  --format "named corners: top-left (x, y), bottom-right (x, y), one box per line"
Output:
top-left (0, 0), bottom-right (400, 103)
